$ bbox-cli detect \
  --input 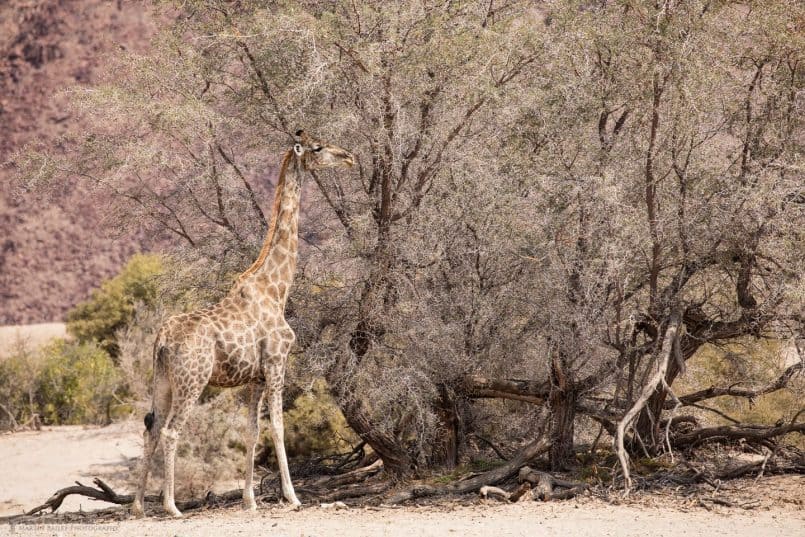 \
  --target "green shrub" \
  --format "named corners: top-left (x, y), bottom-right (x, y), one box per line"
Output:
top-left (677, 339), bottom-right (804, 432)
top-left (258, 379), bottom-right (360, 464)
top-left (66, 253), bottom-right (163, 357)
top-left (0, 339), bottom-right (122, 426)
top-left (0, 343), bottom-right (43, 428)
top-left (285, 379), bottom-right (360, 457)
top-left (36, 339), bottom-right (120, 425)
